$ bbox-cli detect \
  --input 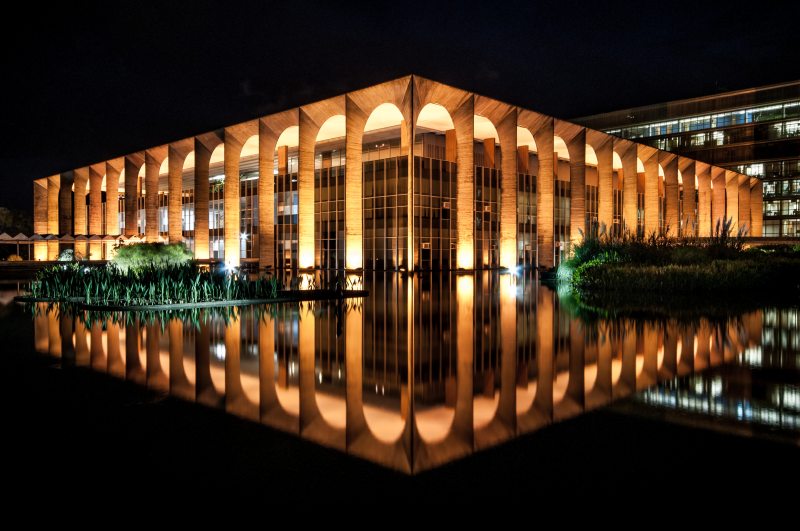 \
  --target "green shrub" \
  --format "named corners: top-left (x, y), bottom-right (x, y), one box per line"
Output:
top-left (111, 242), bottom-right (193, 272)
